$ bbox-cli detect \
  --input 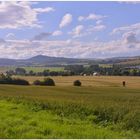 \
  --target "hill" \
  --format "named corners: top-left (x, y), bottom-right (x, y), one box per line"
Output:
top-left (0, 55), bottom-right (140, 66)
top-left (0, 55), bottom-right (96, 66)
